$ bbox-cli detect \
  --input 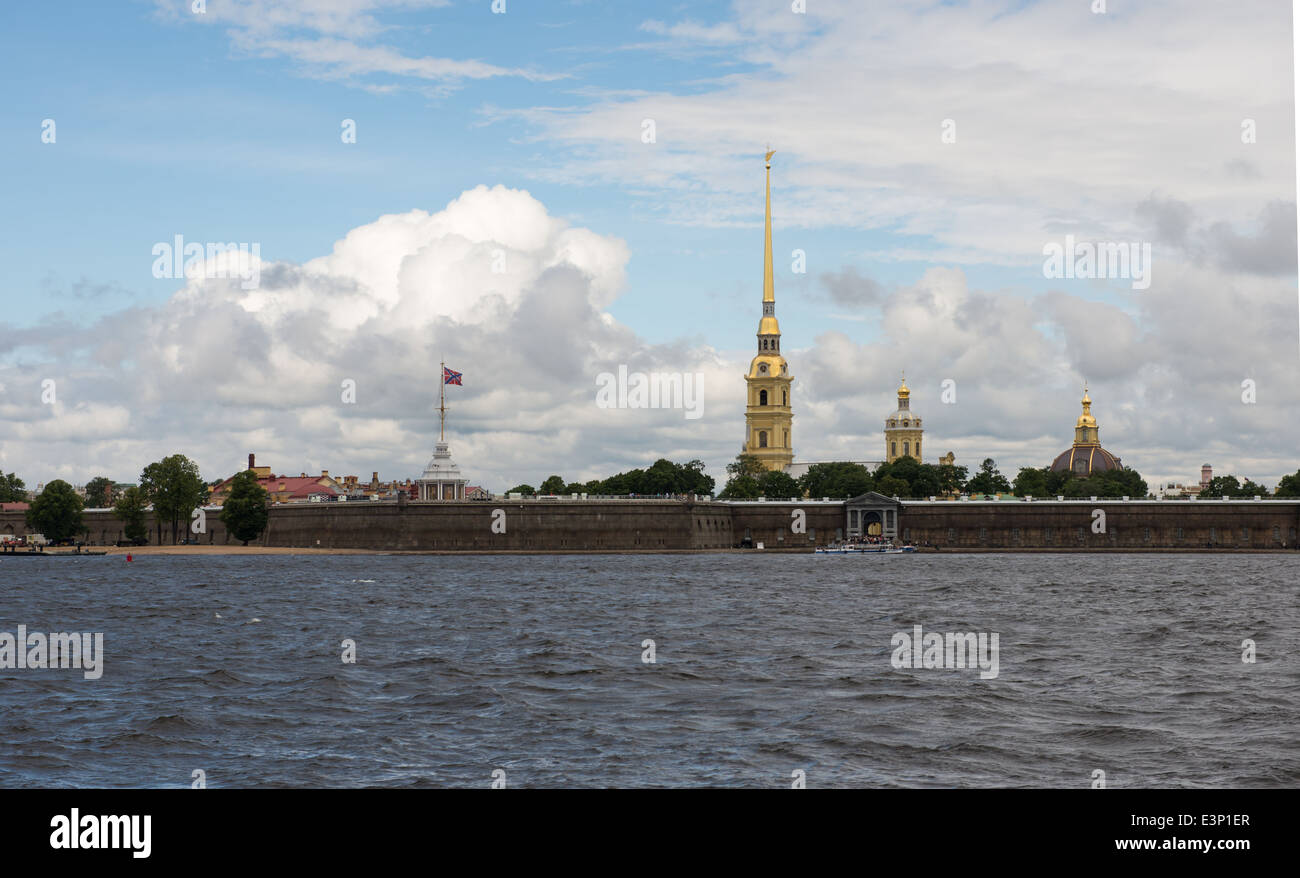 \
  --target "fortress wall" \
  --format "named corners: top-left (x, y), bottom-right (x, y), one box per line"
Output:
top-left (727, 502), bottom-right (846, 549)
top-left (4, 499), bottom-right (1298, 552)
top-left (899, 501), bottom-right (1300, 550)
top-left (258, 499), bottom-right (734, 551)
top-left (0, 508), bottom-right (232, 546)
